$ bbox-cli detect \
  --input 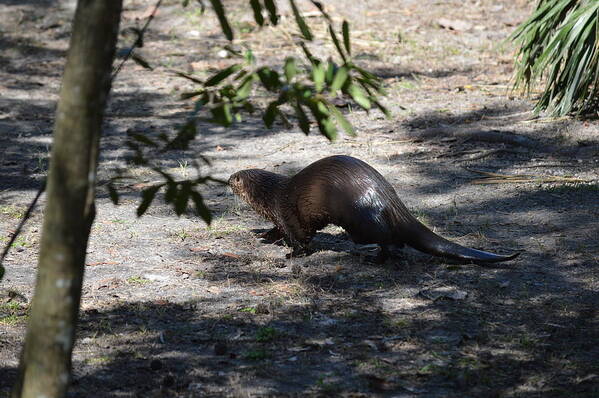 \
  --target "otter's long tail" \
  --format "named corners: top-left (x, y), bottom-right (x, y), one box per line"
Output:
top-left (404, 221), bottom-right (519, 264)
